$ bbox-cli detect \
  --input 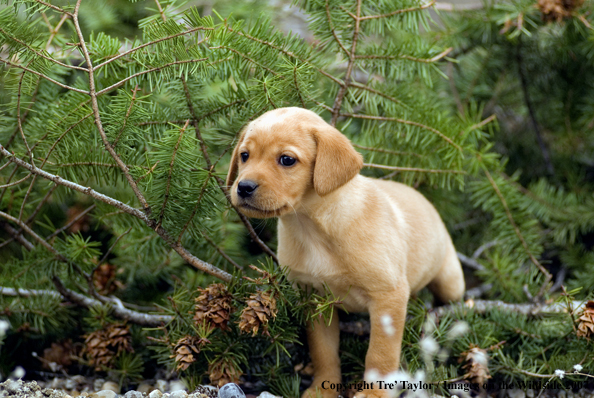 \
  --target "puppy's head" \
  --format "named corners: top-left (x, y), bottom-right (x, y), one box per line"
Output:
top-left (226, 107), bottom-right (363, 218)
